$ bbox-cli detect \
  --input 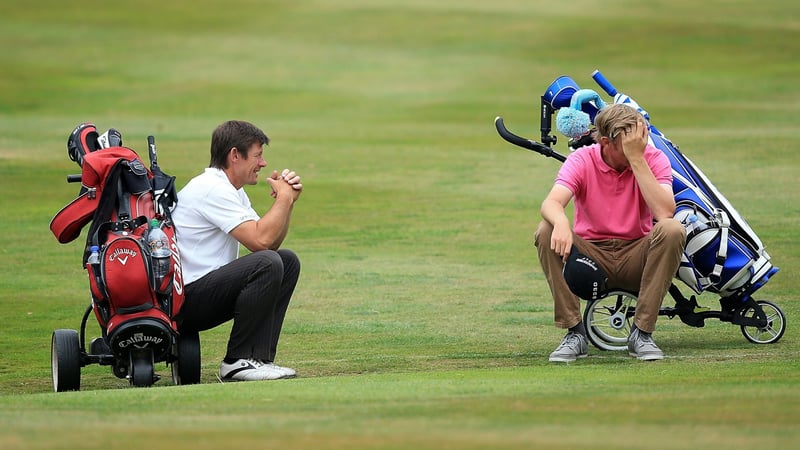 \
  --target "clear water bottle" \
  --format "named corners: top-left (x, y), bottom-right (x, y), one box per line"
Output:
top-left (87, 245), bottom-right (101, 265)
top-left (686, 213), bottom-right (708, 235)
top-left (146, 219), bottom-right (171, 292)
